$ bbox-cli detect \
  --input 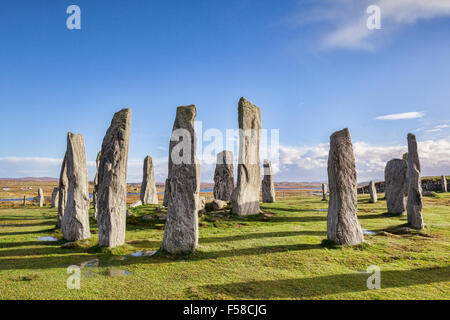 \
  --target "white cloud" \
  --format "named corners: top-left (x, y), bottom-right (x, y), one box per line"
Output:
top-left (2, 136), bottom-right (450, 183)
top-left (375, 111), bottom-right (425, 120)
top-left (297, 0), bottom-right (450, 50)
